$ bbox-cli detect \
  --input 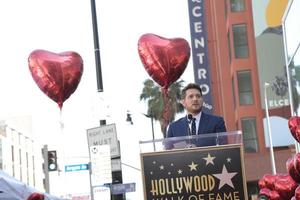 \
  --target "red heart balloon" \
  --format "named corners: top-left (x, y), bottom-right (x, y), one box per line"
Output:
top-left (295, 185), bottom-right (300, 200)
top-left (293, 153), bottom-right (300, 177)
top-left (259, 187), bottom-right (271, 197)
top-left (268, 190), bottom-right (282, 200)
top-left (258, 178), bottom-right (267, 189)
top-left (296, 126), bottom-right (300, 143)
top-left (288, 116), bottom-right (300, 142)
top-left (138, 33), bottom-right (190, 89)
top-left (274, 174), bottom-right (297, 199)
top-left (287, 157), bottom-right (300, 183)
top-left (259, 188), bottom-right (282, 200)
top-left (28, 49), bottom-right (83, 109)
top-left (27, 192), bottom-right (44, 200)
top-left (262, 174), bottom-right (277, 190)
